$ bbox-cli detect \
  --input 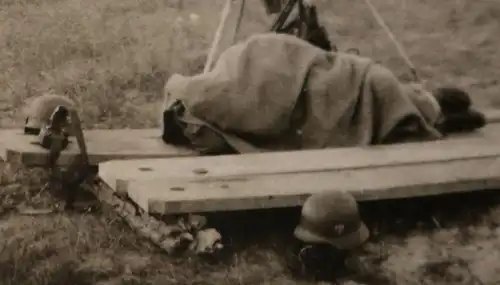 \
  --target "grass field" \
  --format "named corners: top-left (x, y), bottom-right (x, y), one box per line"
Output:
top-left (1, 0), bottom-right (500, 284)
